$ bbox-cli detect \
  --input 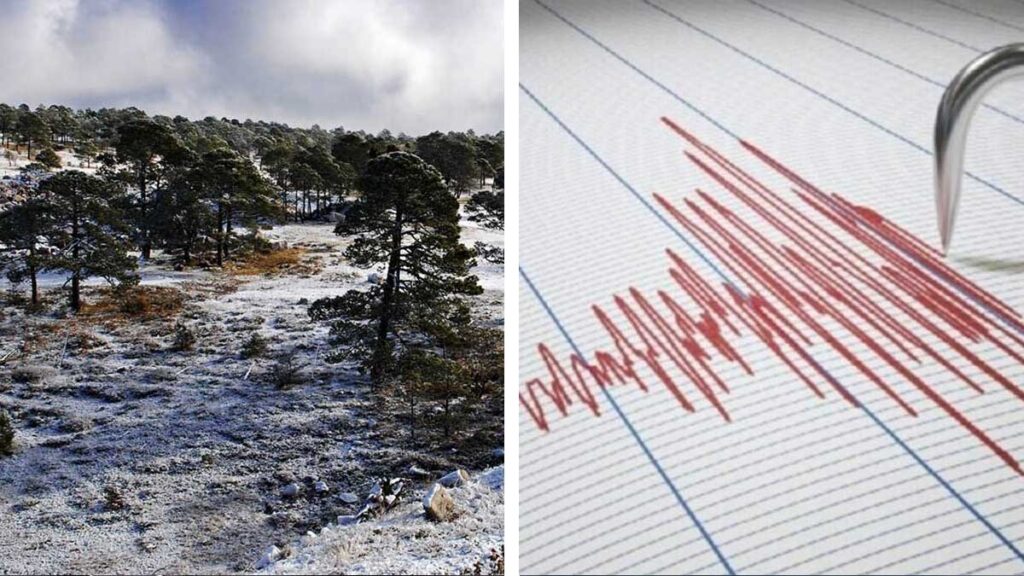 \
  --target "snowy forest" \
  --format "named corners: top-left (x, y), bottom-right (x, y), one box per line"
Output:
top-left (0, 102), bottom-right (504, 573)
